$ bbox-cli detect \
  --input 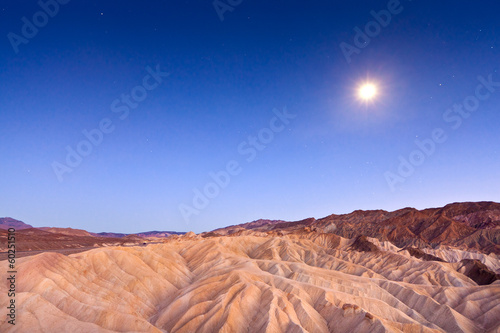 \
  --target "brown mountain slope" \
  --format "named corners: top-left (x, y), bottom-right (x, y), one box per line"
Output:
top-left (39, 227), bottom-right (95, 237)
top-left (222, 202), bottom-right (500, 254)
top-left (0, 228), bottom-right (149, 259)
top-left (456, 259), bottom-right (500, 285)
